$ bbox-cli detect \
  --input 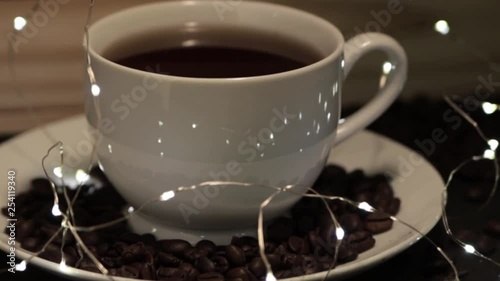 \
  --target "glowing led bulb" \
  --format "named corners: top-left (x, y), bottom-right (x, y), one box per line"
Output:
top-left (160, 191), bottom-right (175, 201)
top-left (13, 16), bottom-right (27, 31)
top-left (434, 20), bottom-right (450, 35)
top-left (482, 102), bottom-right (498, 114)
top-left (336, 227), bottom-right (345, 240)
top-left (91, 84), bottom-right (101, 97)
top-left (265, 272), bottom-right (277, 281)
top-left (53, 167), bottom-right (63, 178)
top-left (16, 261), bottom-right (27, 271)
top-left (75, 169), bottom-right (89, 182)
top-left (488, 139), bottom-right (499, 151)
top-left (464, 244), bottom-right (475, 254)
top-left (52, 204), bottom-right (62, 217)
top-left (59, 260), bottom-right (70, 272)
top-left (358, 202), bottom-right (374, 212)
top-left (382, 62), bottom-right (393, 74)
top-left (483, 149), bottom-right (495, 160)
